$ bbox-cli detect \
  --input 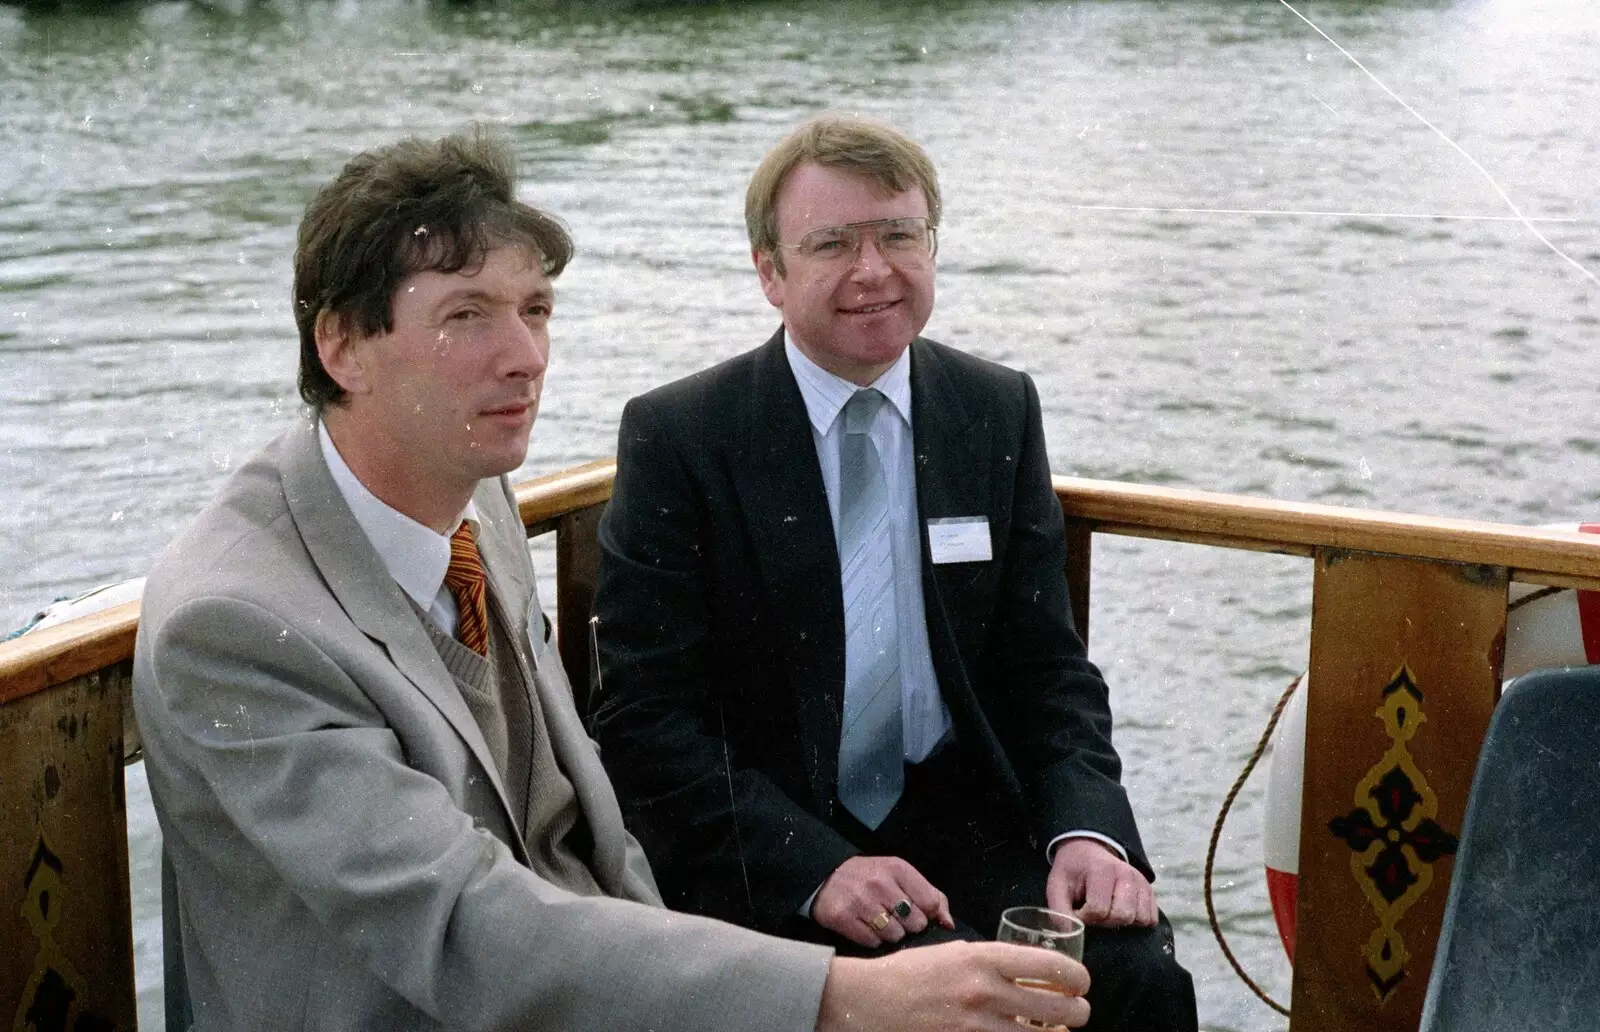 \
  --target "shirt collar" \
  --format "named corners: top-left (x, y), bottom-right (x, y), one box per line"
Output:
top-left (783, 331), bottom-right (913, 437)
top-left (317, 420), bottom-right (478, 612)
